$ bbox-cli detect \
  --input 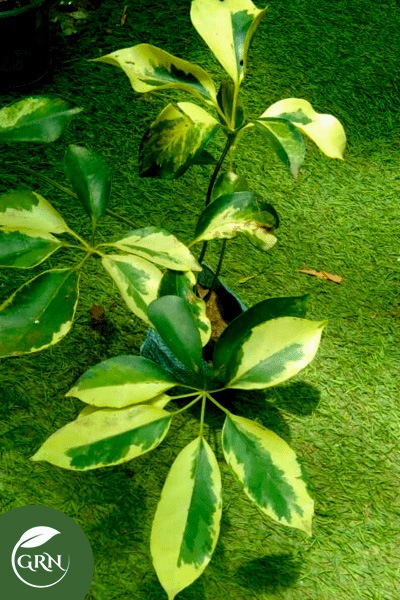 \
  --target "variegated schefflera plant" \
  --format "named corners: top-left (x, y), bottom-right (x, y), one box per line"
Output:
top-left (0, 97), bottom-right (205, 357)
top-left (92, 0), bottom-right (346, 263)
top-left (33, 293), bottom-right (326, 599)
